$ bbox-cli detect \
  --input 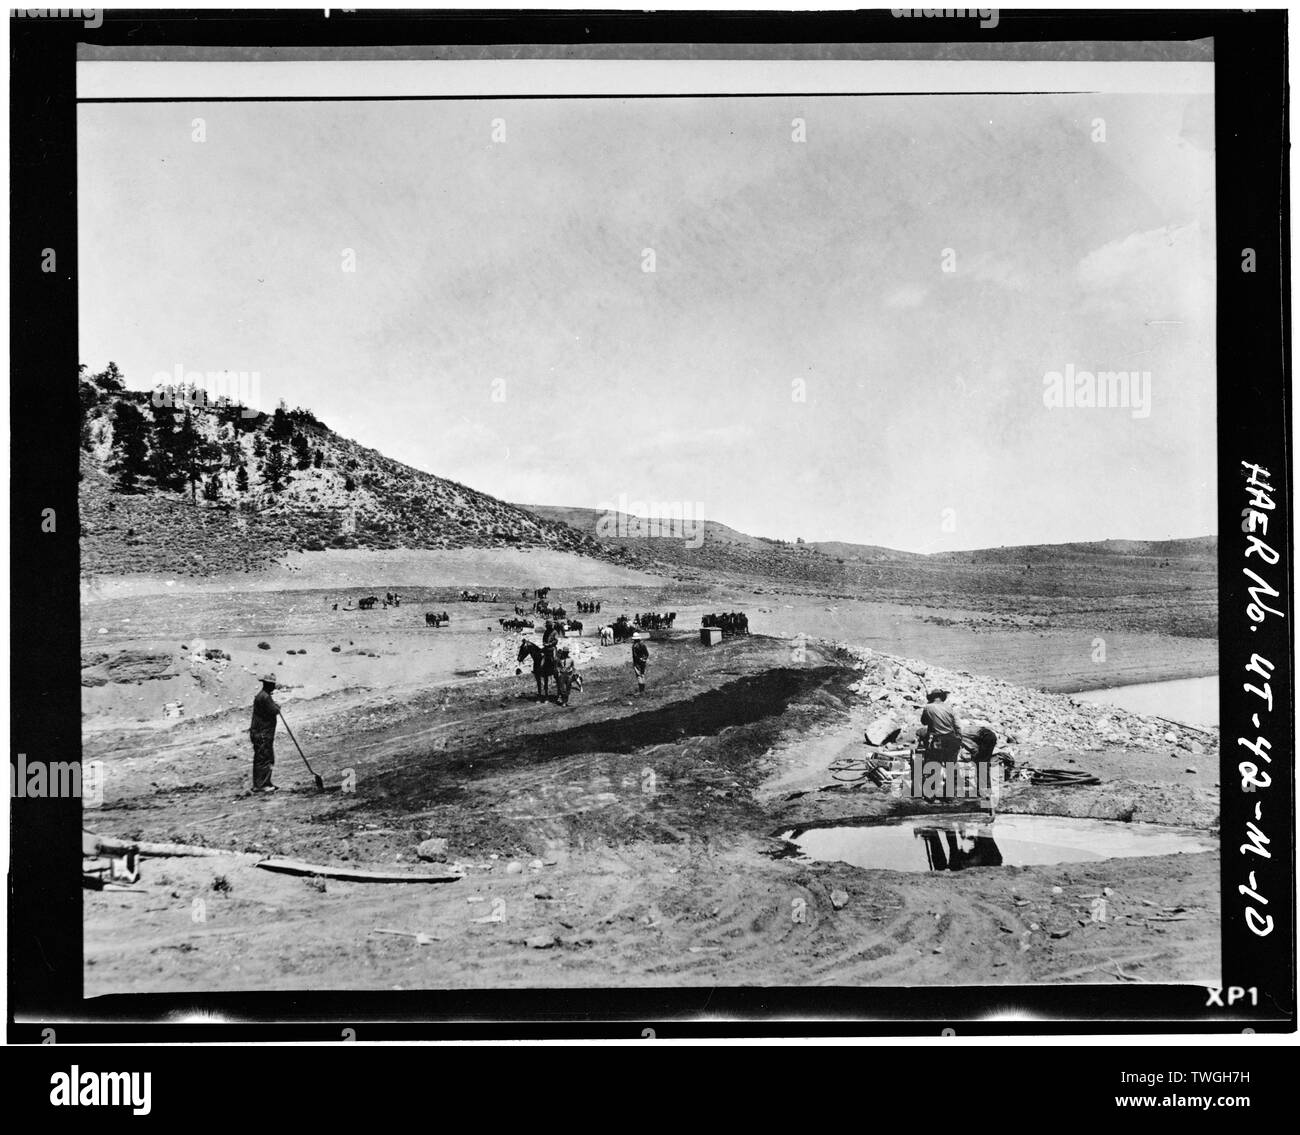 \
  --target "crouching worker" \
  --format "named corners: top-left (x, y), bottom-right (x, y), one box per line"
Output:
top-left (960, 724), bottom-right (999, 763)
top-left (249, 673), bottom-right (281, 793)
